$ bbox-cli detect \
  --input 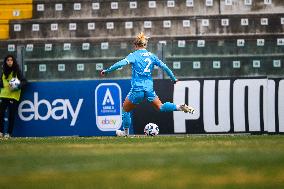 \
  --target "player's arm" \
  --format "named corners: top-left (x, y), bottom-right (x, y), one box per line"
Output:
top-left (156, 58), bottom-right (178, 83)
top-left (101, 58), bottom-right (129, 76)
